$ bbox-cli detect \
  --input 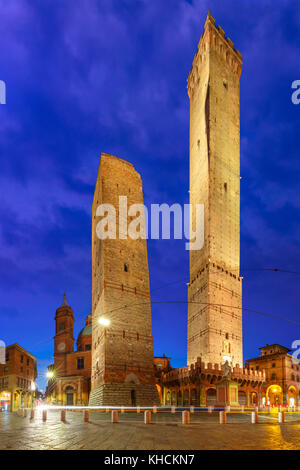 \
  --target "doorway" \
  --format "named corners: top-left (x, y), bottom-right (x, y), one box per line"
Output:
top-left (66, 393), bottom-right (74, 406)
top-left (65, 386), bottom-right (74, 406)
top-left (131, 390), bottom-right (136, 406)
